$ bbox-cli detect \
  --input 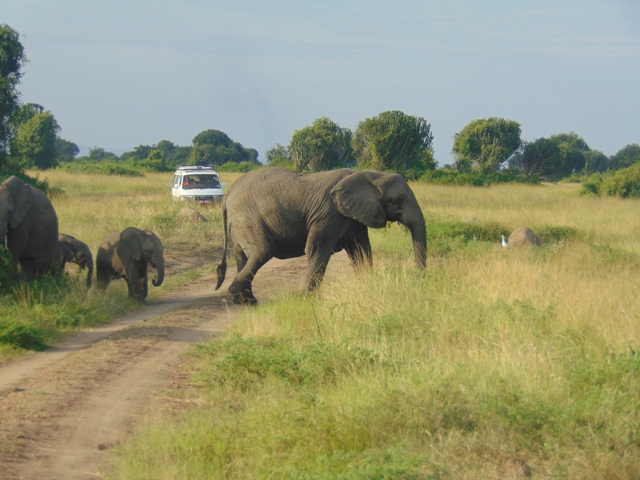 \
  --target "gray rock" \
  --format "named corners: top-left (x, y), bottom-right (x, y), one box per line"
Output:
top-left (508, 227), bottom-right (542, 247)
